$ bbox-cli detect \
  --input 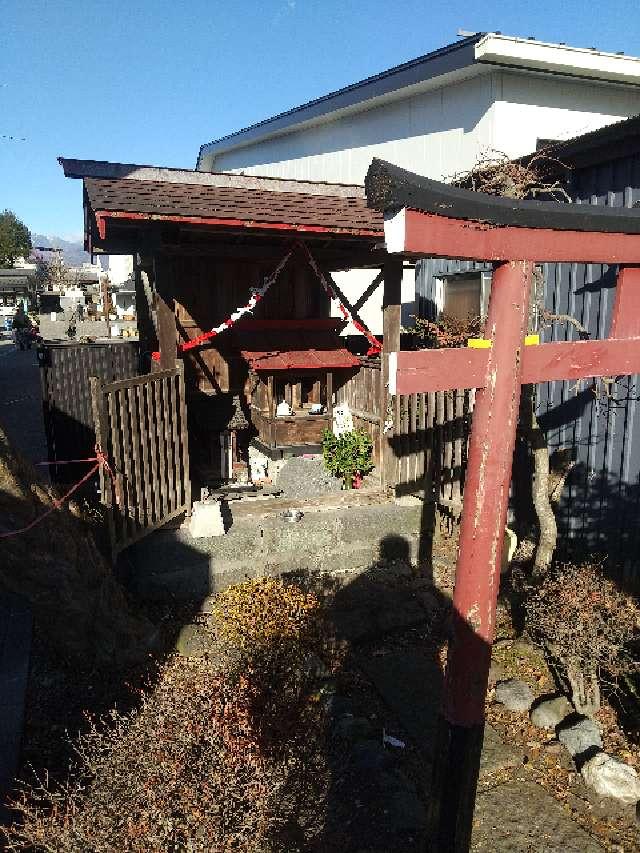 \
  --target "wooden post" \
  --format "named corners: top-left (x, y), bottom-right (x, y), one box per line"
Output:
top-left (381, 257), bottom-right (402, 491)
top-left (155, 294), bottom-right (177, 371)
top-left (431, 260), bottom-right (533, 852)
top-left (90, 376), bottom-right (116, 558)
top-left (100, 273), bottom-right (112, 337)
top-left (176, 360), bottom-right (192, 516)
top-left (134, 253), bottom-right (159, 362)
